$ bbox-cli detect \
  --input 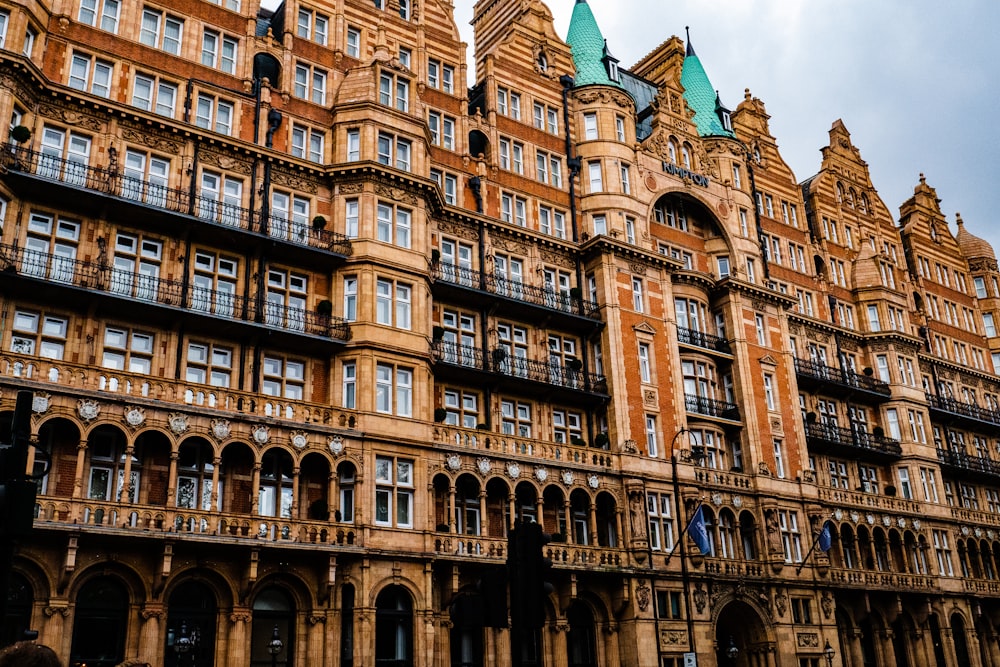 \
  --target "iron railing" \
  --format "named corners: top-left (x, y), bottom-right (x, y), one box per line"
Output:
top-left (684, 394), bottom-right (741, 421)
top-left (794, 358), bottom-right (891, 396)
top-left (676, 326), bottom-right (731, 354)
top-left (926, 393), bottom-right (1000, 427)
top-left (804, 422), bottom-right (902, 456)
